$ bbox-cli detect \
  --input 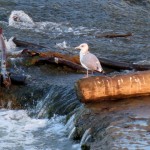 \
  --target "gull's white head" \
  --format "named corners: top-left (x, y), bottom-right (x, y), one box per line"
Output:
top-left (75, 43), bottom-right (89, 54)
